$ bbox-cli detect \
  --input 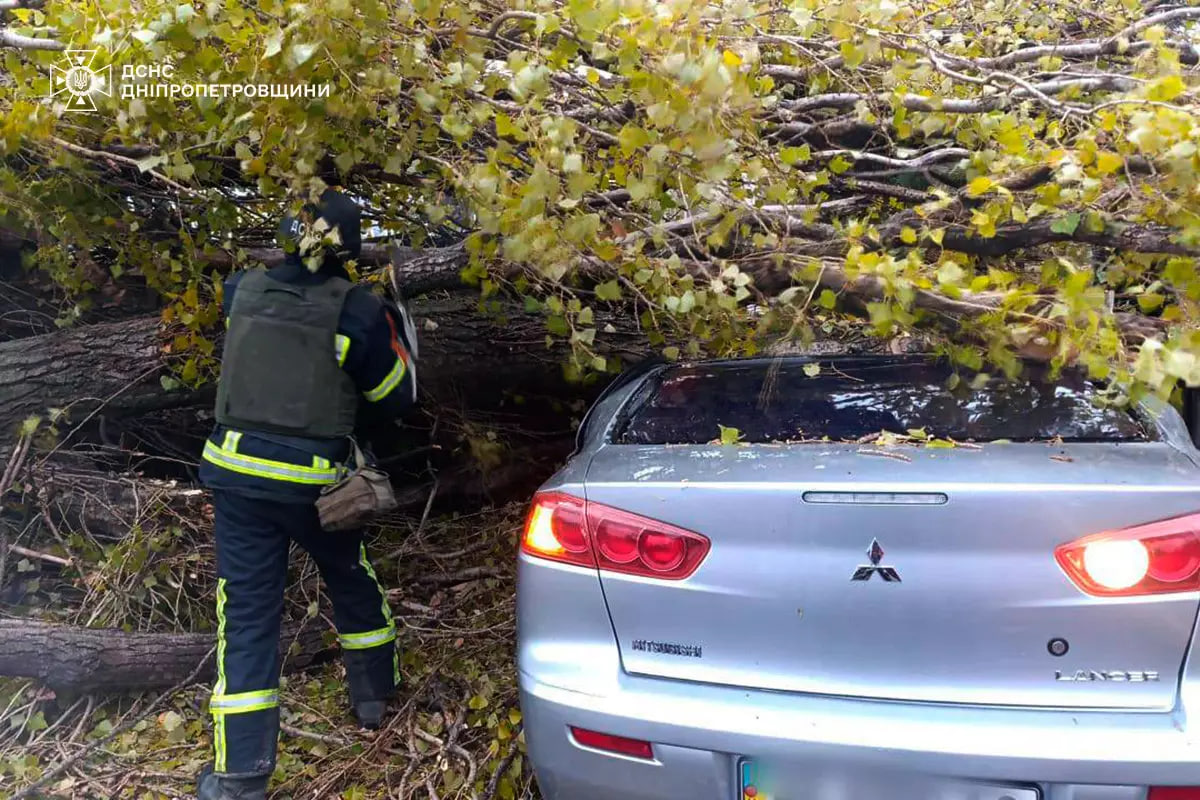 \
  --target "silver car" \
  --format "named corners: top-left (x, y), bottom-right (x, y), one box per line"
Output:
top-left (516, 356), bottom-right (1200, 800)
